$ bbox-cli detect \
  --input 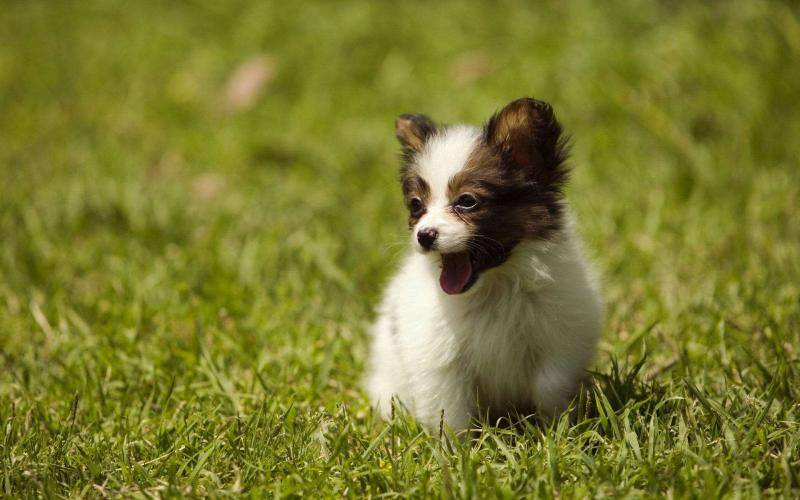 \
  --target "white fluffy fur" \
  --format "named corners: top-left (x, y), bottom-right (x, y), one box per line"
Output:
top-left (412, 126), bottom-right (480, 253)
top-left (366, 126), bottom-right (603, 433)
